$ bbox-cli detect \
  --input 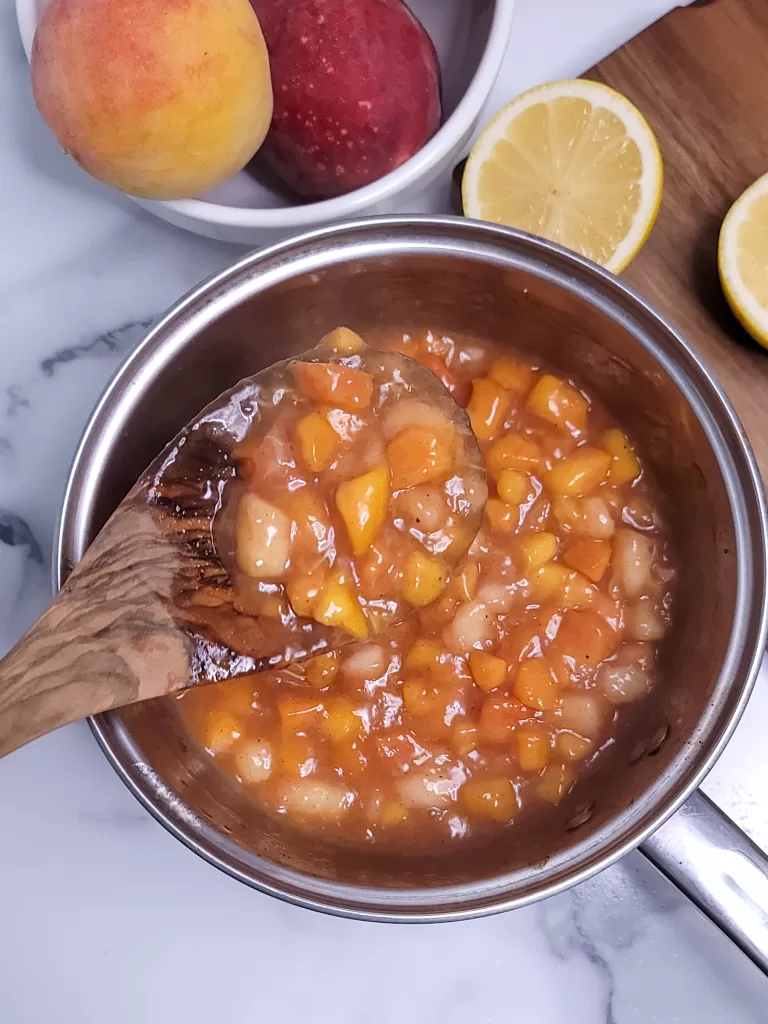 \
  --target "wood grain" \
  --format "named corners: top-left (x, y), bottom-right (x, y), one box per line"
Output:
top-left (0, 503), bottom-right (193, 756)
top-left (587, 0), bottom-right (768, 483)
top-left (0, 386), bottom-right (335, 758)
